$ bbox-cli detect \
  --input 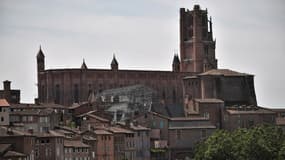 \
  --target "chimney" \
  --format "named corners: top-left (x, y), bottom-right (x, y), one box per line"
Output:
top-left (3, 80), bottom-right (11, 91)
